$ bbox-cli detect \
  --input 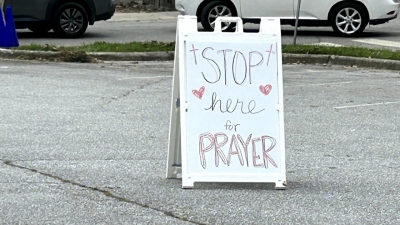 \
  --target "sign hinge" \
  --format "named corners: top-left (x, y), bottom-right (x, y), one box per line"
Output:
top-left (184, 102), bottom-right (189, 112)
top-left (276, 104), bottom-right (283, 111)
